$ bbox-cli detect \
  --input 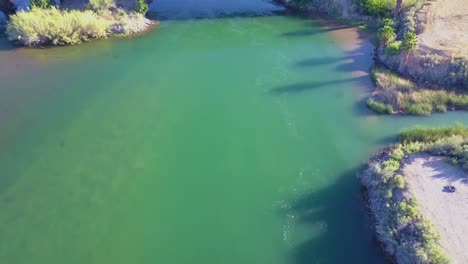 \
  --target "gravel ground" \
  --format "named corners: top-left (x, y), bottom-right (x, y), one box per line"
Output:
top-left (403, 154), bottom-right (468, 264)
